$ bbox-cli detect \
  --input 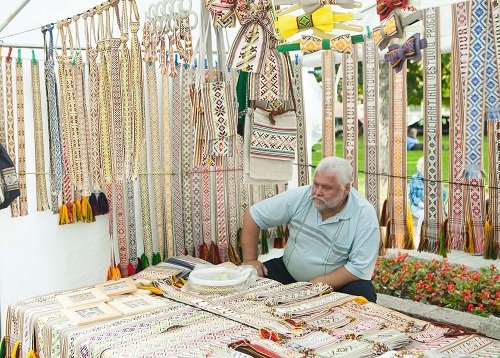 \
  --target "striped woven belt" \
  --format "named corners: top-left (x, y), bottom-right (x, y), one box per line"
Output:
top-left (120, 0), bottom-right (137, 271)
top-left (363, 36), bottom-right (380, 215)
top-left (129, 2), bottom-right (142, 267)
top-left (5, 54), bottom-right (20, 217)
top-left (171, 65), bottom-right (185, 255)
top-left (42, 25), bottom-right (63, 213)
top-left (342, 45), bottom-right (358, 188)
top-left (322, 50), bottom-right (335, 157)
top-left (16, 53), bottom-right (28, 216)
top-left (31, 52), bottom-right (49, 211)
top-left (146, 23), bottom-right (164, 262)
top-left (225, 153), bottom-right (239, 255)
top-left (180, 65), bottom-right (194, 256)
top-left (162, 62), bottom-right (174, 259)
top-left (448, 1), bottom-right (468, 250)
top-left (138, 21), bottom-right (153, 264)
top-left (109, 33), bottom-right (128, 274)
top-left (291, 59), bottom-right (309, 186)
top-left (464, 0), bottom-right (488, 255)
top-left (388, 65), bottom-right (411, 249)
top-left (486, 0), bottom-right (500, 259)
top-left (421, 7), bottom-right (444, 254)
